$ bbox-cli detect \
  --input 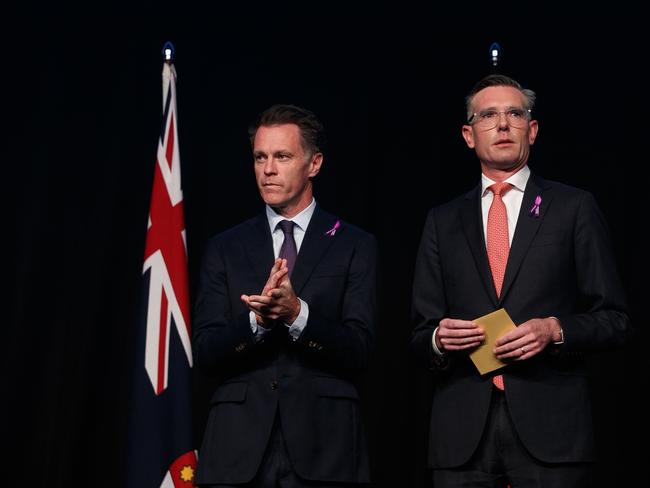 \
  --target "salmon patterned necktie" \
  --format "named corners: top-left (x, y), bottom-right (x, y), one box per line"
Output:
top-left (487, 182), bottom-right (512, 390)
